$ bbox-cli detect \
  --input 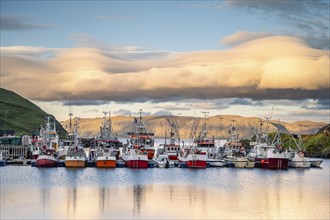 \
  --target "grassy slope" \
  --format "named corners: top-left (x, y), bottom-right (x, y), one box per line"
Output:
top-left (0, 88), bottom-right (66, 137)
top-left (268, 131), bottom-right (330, 157)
